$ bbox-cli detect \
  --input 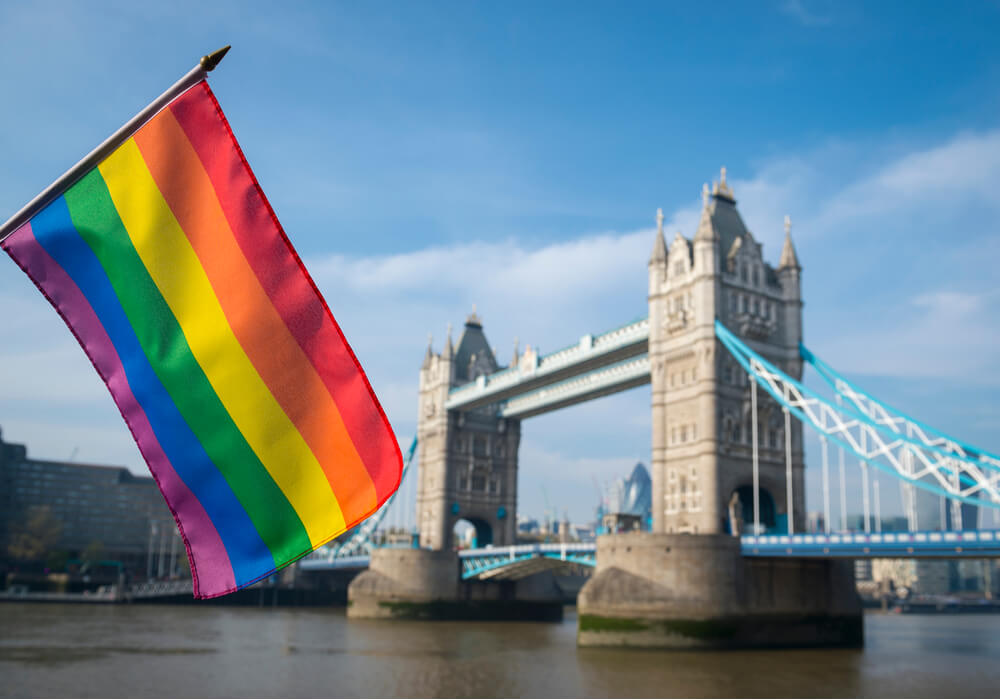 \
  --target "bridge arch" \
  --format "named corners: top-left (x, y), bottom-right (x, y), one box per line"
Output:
top-left (451, 515), bottom-right (494, 550)
top-left (730, 484), bottom-right (776, 534)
